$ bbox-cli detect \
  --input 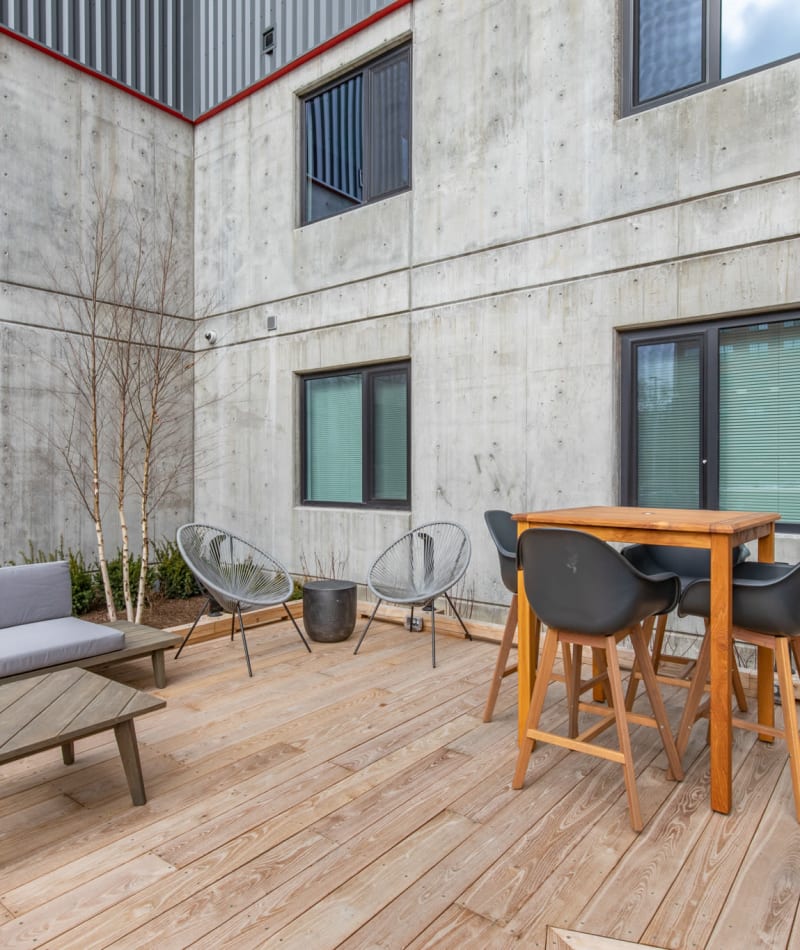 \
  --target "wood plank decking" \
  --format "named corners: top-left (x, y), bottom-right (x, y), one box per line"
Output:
top-left (1, 615), bottom-right (799, 948)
